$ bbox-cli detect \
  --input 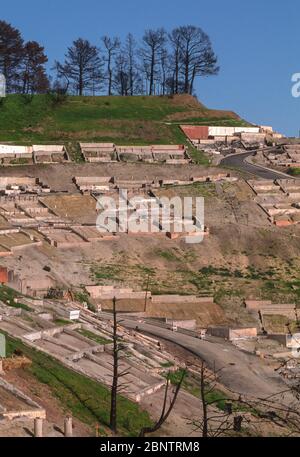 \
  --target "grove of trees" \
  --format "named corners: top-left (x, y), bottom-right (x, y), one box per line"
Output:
top-left (0, 20), bottom-right (49, 93)
top-left (0, 20), bottom-right (219, 96)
